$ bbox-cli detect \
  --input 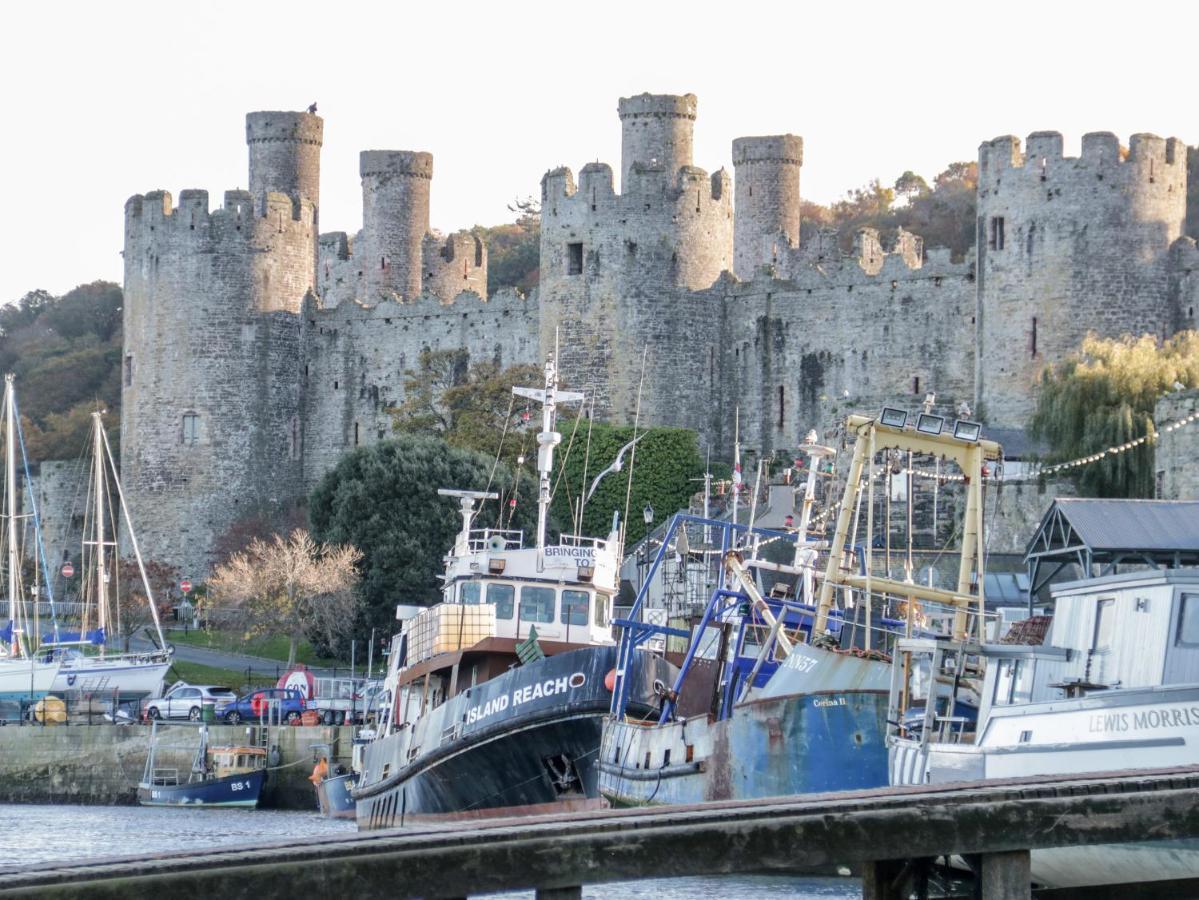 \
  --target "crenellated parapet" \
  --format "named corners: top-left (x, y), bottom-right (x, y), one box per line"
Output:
top-left (124, 188), bottom-right (316, 315)
top-left (540, 156), bottom-right (732, 293)
top-left (422, 231), bottom-right (487, 302)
